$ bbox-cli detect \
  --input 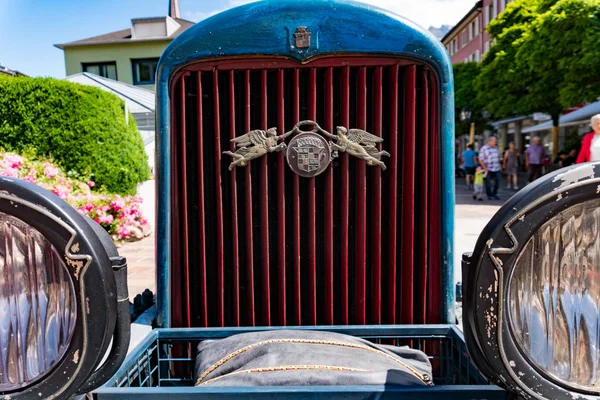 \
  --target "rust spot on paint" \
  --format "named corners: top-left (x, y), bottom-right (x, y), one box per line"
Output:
top-left (65, 258), bottom-right (84, 280)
